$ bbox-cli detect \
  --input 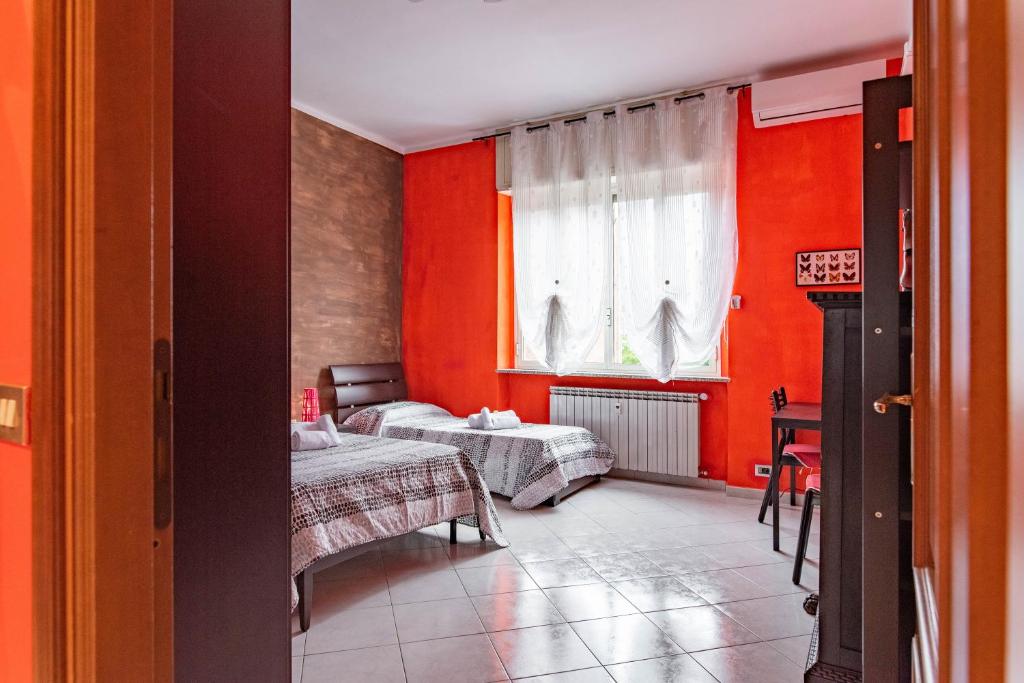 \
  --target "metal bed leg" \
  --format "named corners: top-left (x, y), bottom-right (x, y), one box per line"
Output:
top-left (479, 528), bottom-right (486, 541)
top-left (298, 569), bottom-right (313, 633)
top-left (449, 519), bottom-right (457, 544)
